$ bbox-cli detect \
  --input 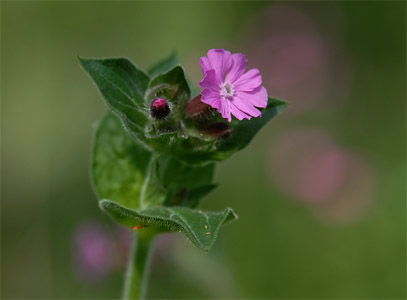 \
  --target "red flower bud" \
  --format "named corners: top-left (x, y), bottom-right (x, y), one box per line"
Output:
top-left (201, 122), bottom-right (231, 139)
top-left (150, 98), bottom-right (170, 120)
top-left (185, 95), bottom-right (214, 119)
